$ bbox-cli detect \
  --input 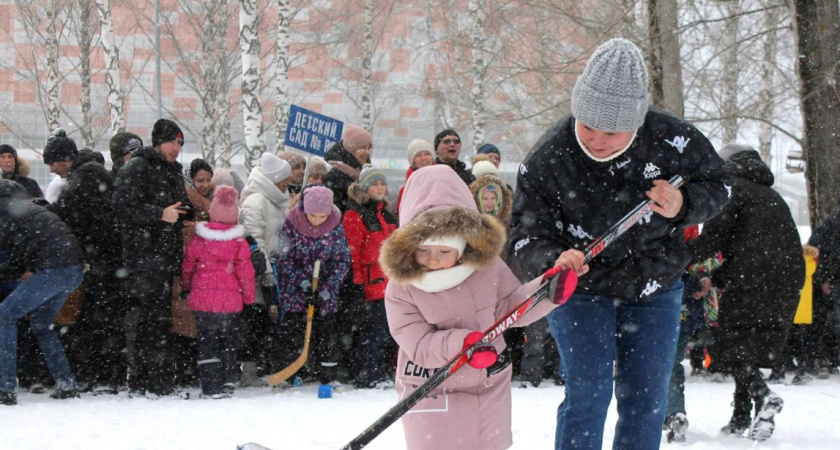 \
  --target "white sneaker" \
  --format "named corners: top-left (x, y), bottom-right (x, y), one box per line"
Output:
top-left (664, 413), bottom-right (688, 443)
